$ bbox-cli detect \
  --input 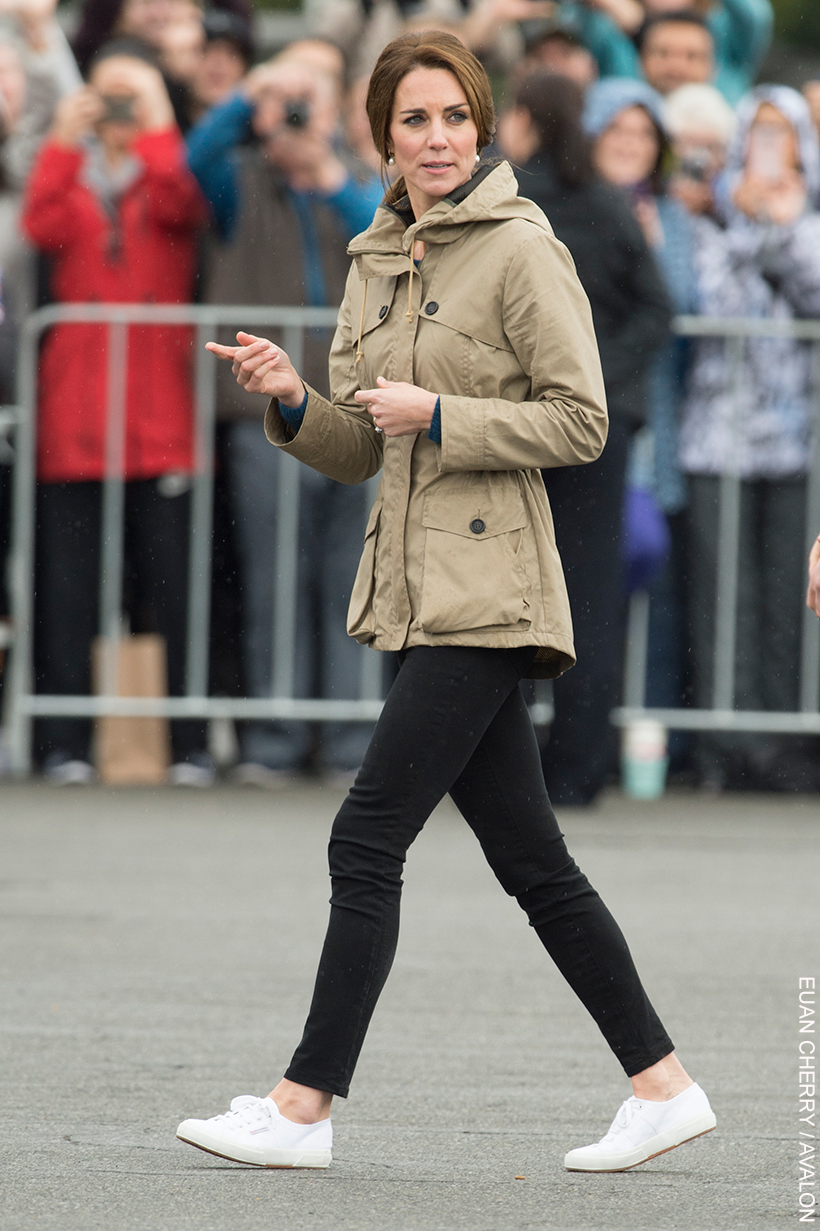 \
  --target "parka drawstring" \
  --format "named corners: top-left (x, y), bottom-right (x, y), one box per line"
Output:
top-left (355, 256), bottom-right (416, 363)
